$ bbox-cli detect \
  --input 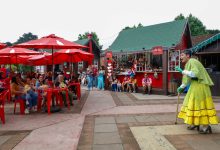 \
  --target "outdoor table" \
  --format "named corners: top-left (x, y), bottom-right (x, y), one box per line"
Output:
top-left (45, 87), bottom-right (70, 115)
top-left (68, 82), bottom-right (81, 100)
